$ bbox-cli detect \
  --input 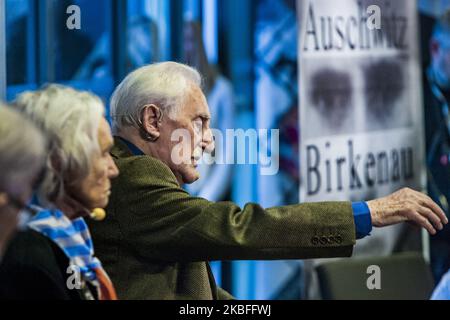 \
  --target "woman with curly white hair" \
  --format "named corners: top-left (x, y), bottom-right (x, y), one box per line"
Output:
top-left (0, 85), bottom-right (119, 300)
